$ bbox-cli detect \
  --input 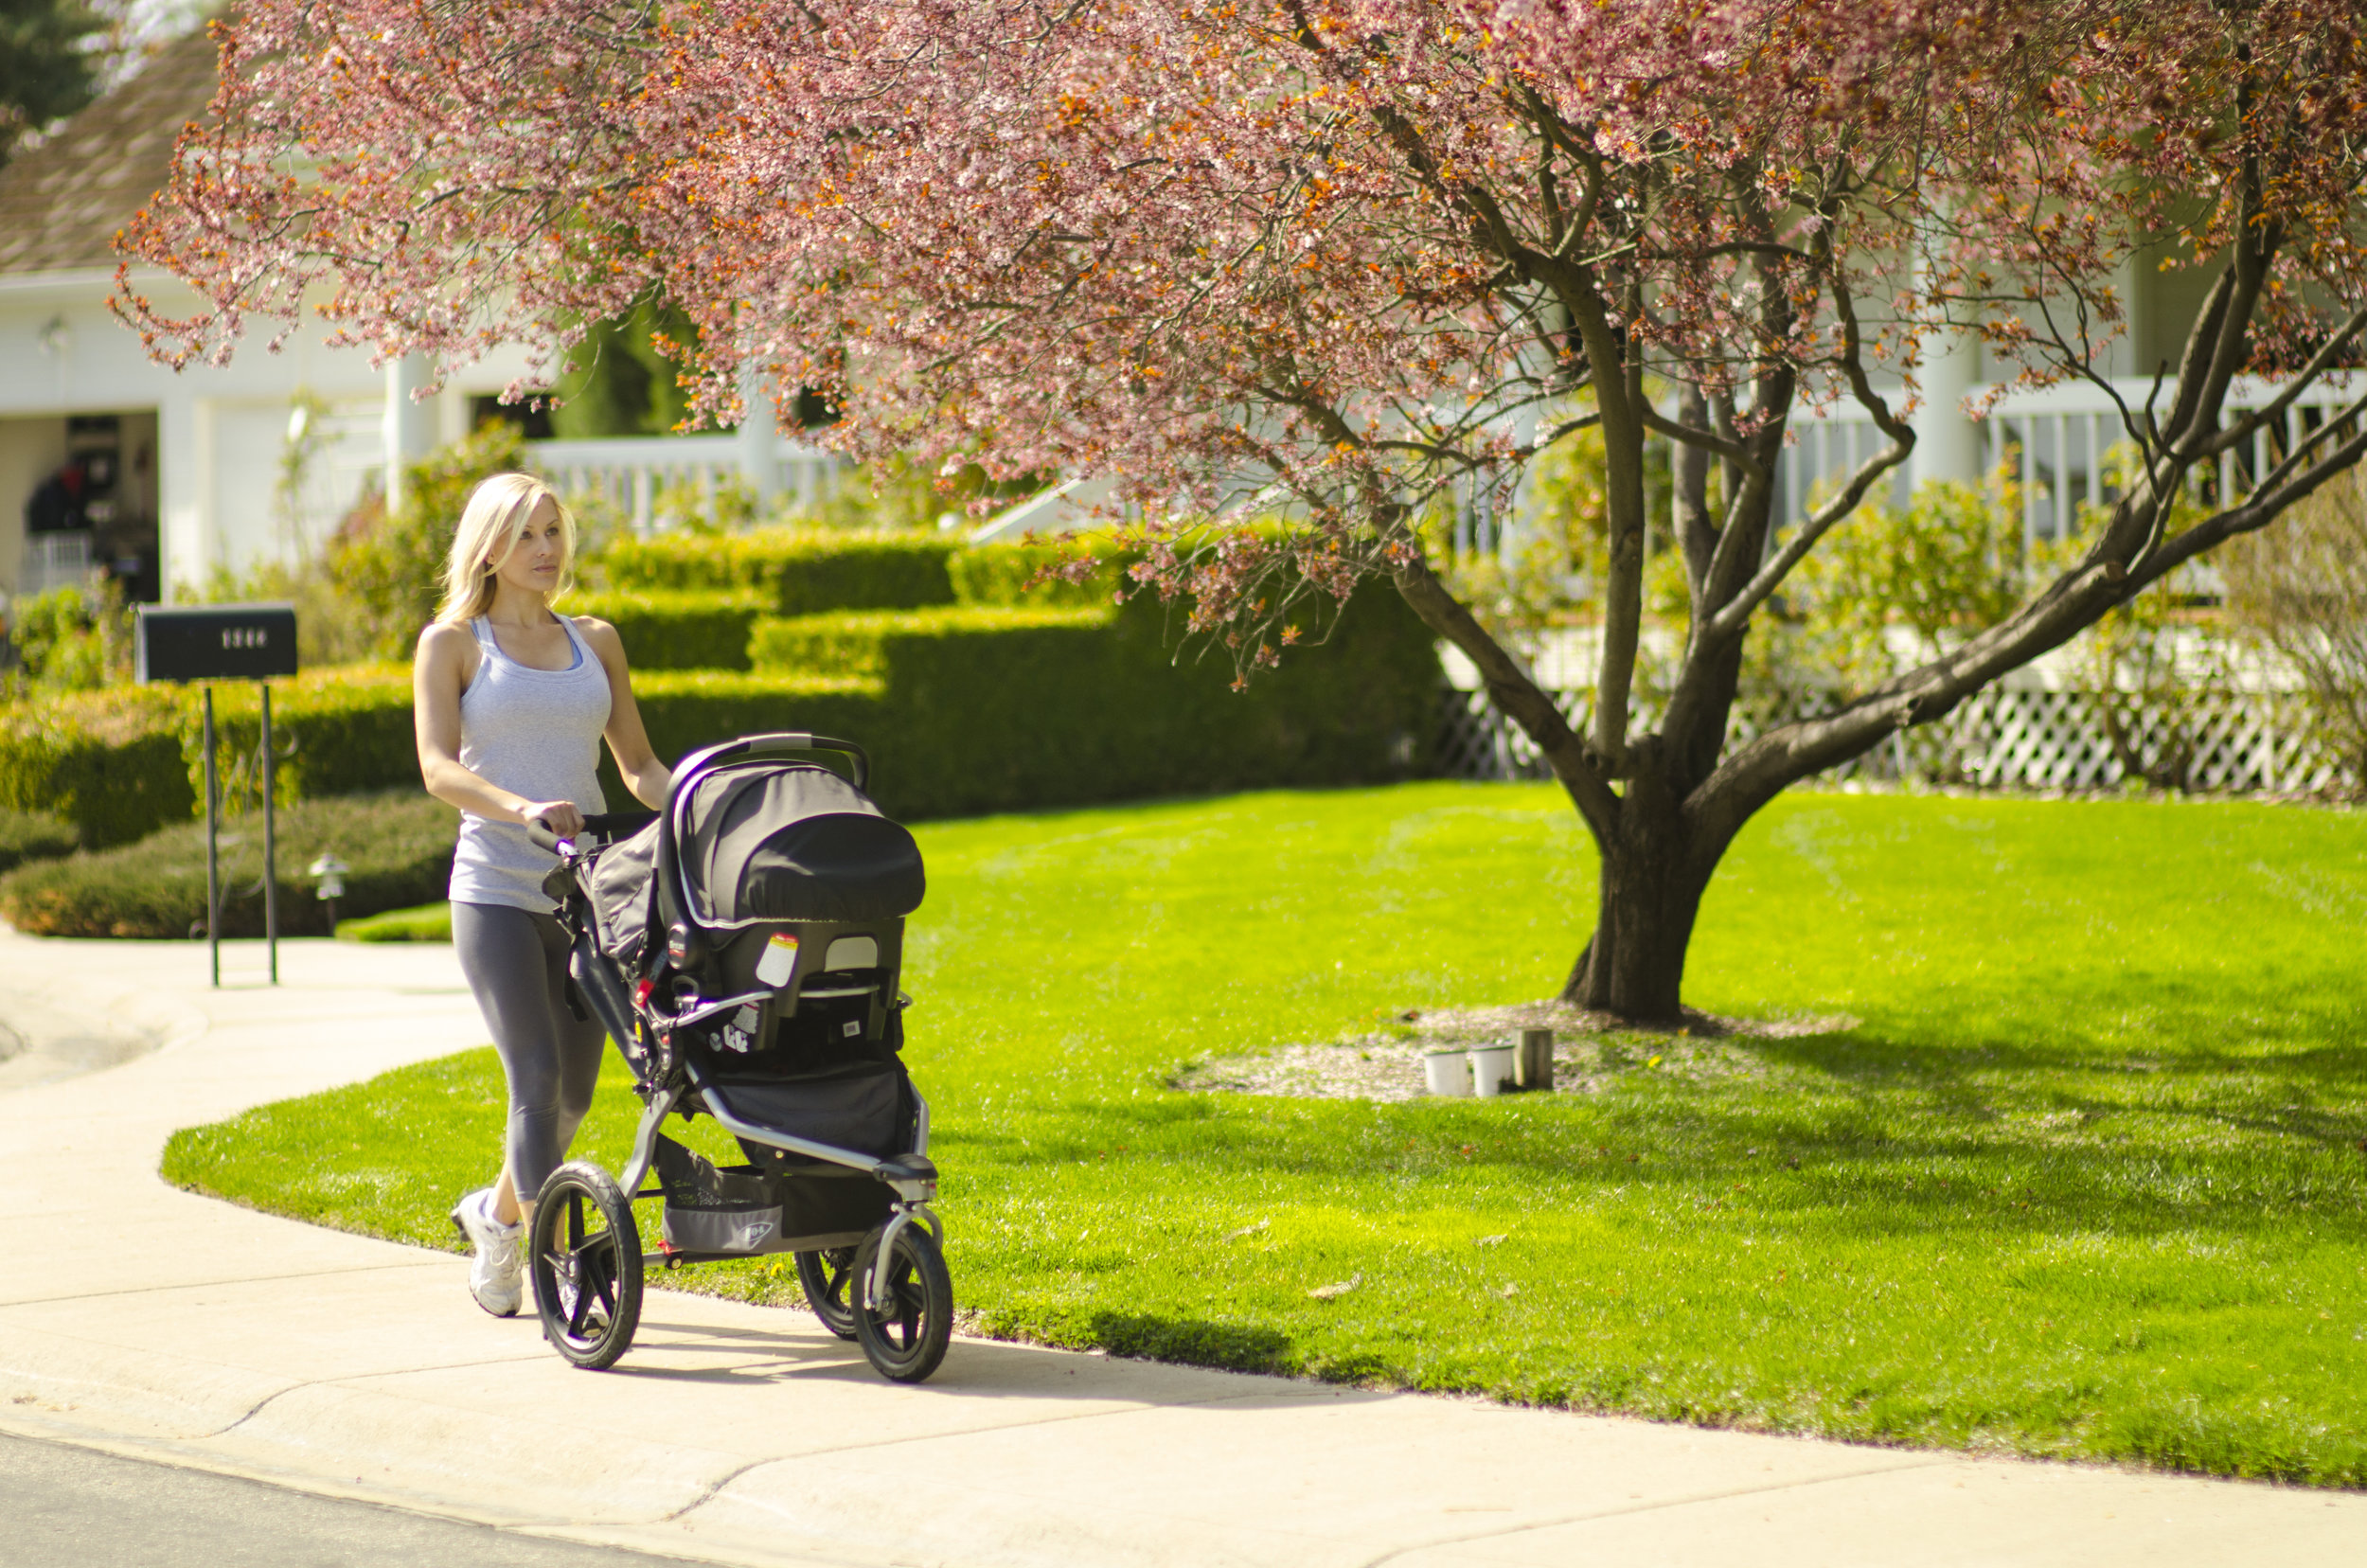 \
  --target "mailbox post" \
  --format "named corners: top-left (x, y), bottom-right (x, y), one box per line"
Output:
top-left (136, 605), bottom-right (299, 986)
